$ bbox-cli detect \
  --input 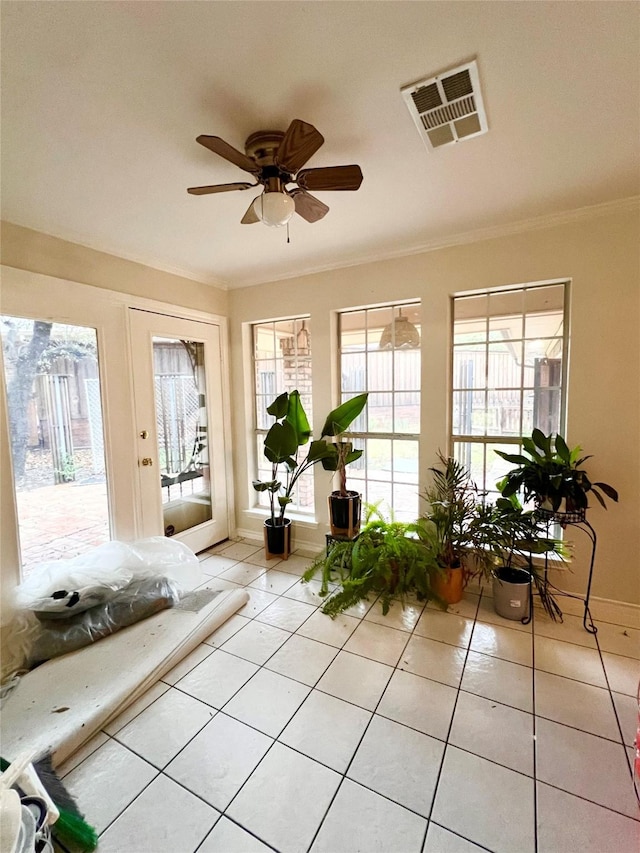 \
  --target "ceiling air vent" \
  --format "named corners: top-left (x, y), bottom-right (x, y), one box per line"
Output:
top-left (401, 60), bottom-right (488, 150)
